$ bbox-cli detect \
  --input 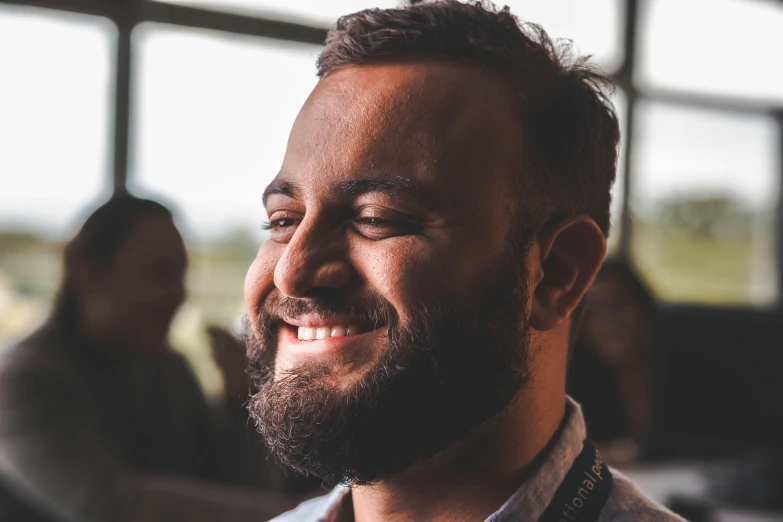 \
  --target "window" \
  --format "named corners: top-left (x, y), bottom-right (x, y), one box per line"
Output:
top-left (629, 102), bottom-right (779, 306)
top-left (4, 0), bottom-right (781, 331)
top-left (607, 88), bottom-right (628, 256)
top-left (158, 0), bottom-right (623, 70)
top-left (156, 0), bottom-right (405, 27)
top-left (0, 5), bottom-right (114, 350)
top-left (639, 0), bottom-right (783, 103)
top-left (505, 0), bottom-right (623, 71)
top-left (131, 23), bottom-right (320, 395)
